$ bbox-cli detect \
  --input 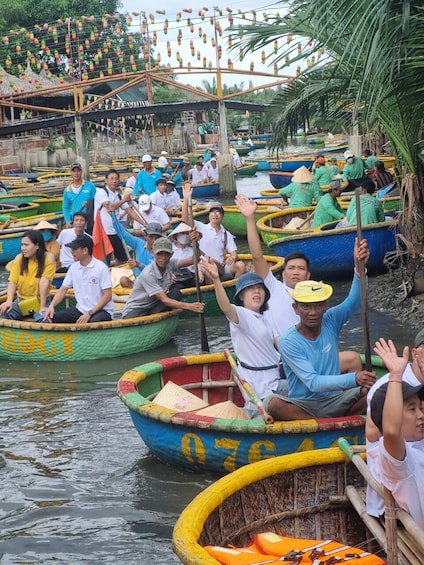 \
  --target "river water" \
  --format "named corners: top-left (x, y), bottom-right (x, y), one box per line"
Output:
top-left (0, 170), bottom-right (417, 564)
